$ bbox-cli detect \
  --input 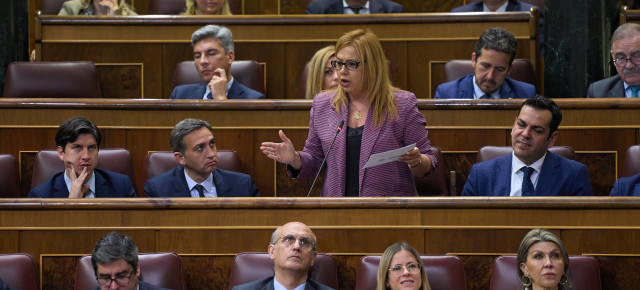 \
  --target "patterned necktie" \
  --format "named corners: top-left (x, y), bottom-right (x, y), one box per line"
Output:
top-left (480, 94), bottom-right (491, 99)
top-left (205, 92), bottom-right (212, 99)
top-left (630, 86), bottom-right (640, 98)
top-left (349, 6), bottom-right (361, 14)
top-left (521, 166), bottom-right (535, 196)
top-left (194, 184), bottom-right (206, 197)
